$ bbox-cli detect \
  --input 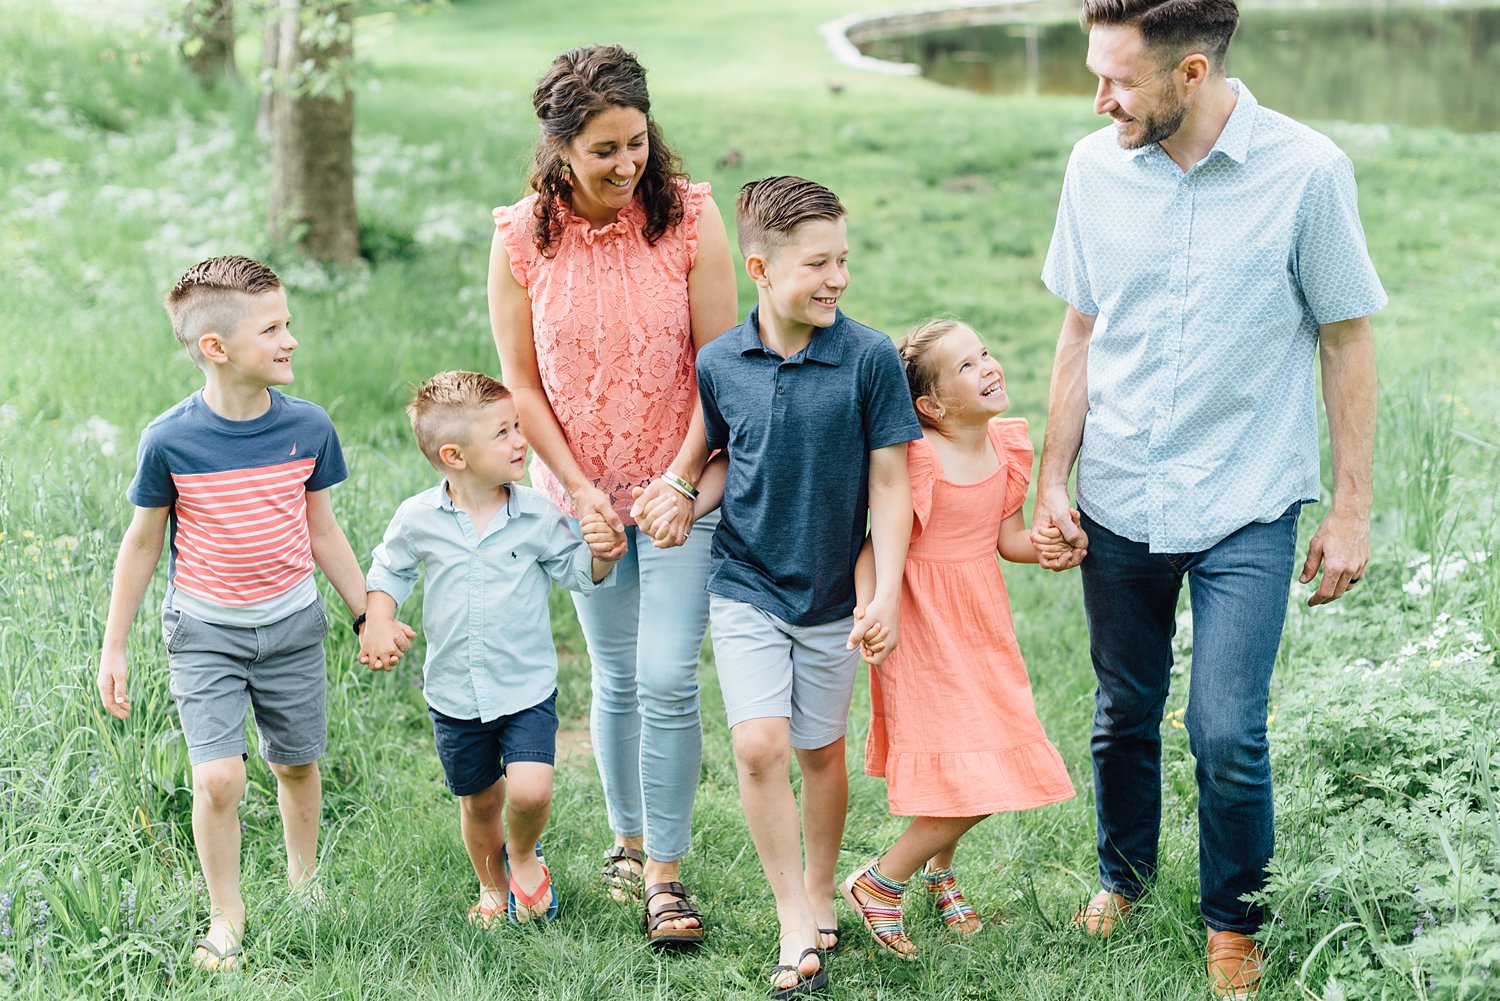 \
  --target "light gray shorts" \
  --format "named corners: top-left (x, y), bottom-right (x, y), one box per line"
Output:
top-left (708, 595), bottom-right (859, 750)
top-left (163, 599), bottom-right (329, 766)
